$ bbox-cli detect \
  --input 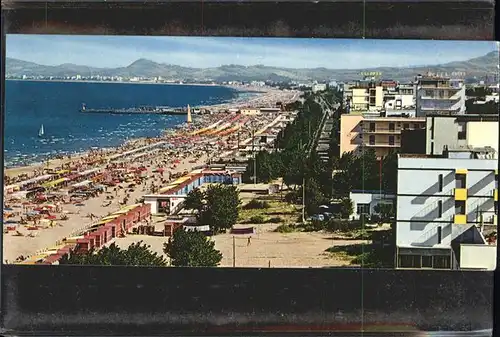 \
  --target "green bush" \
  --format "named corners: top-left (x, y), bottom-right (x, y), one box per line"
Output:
top-left (324, 219), bottom-right (362, 232)
top-left (243, 199), bottom-right (271, 210)
top-left (301, 220), bottom-right (325, 232)
top-left (268, 217), bottom-right (283, 223)
top-left (249, 215), bottom-right (266, 224)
